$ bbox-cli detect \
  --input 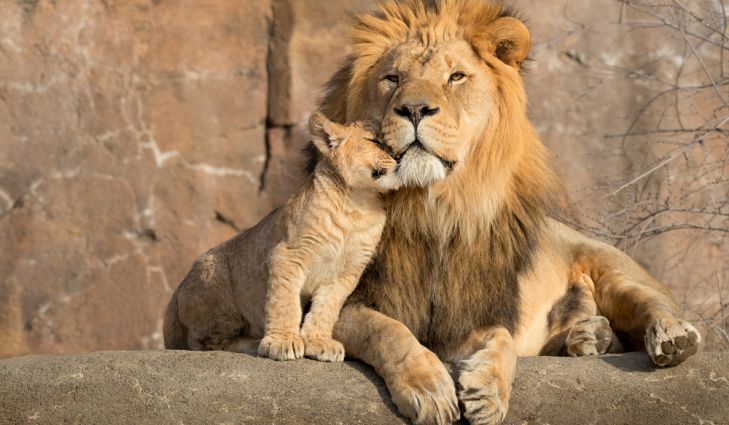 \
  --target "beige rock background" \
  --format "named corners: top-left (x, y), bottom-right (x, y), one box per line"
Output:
top-left (0, 0), bottom-right (727, 358)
